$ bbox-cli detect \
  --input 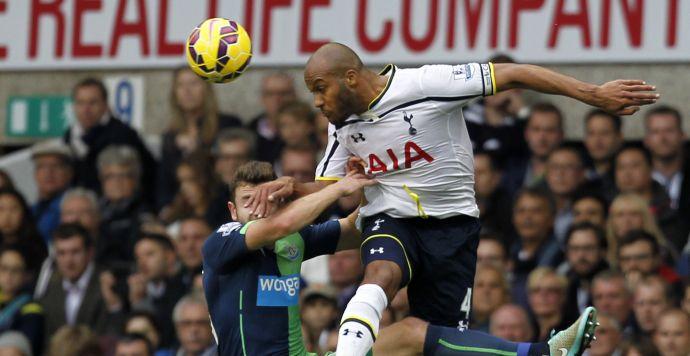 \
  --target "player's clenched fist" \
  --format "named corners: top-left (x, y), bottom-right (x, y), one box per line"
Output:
top-left (594, 79), bottom-right (659, 115)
